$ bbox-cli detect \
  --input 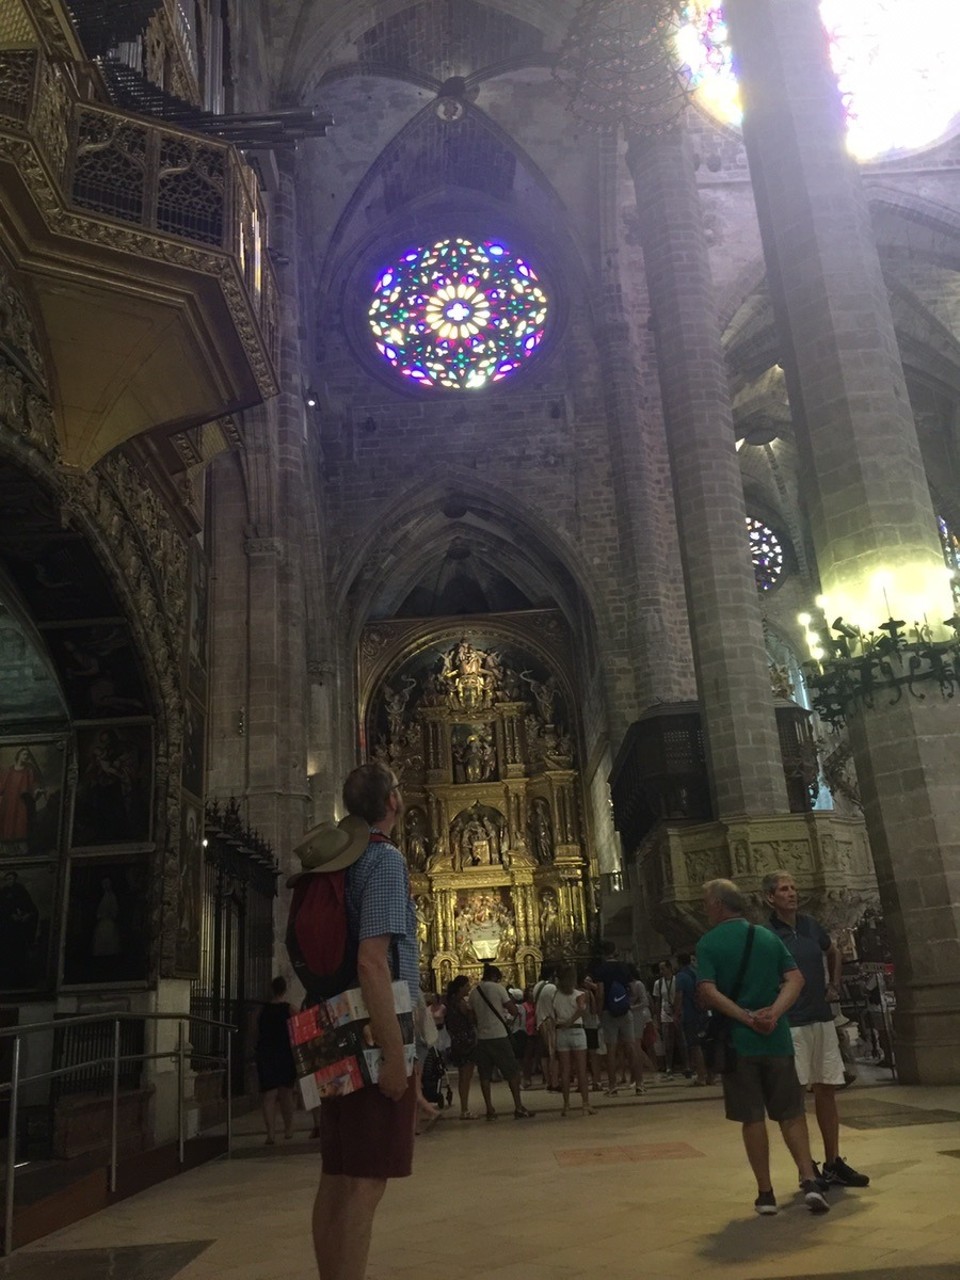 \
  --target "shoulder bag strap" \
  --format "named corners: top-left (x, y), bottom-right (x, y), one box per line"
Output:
top-left (476, 982), bottom-right (512, 1032)
top-left (728, 925), bottom-right (756, 1005)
